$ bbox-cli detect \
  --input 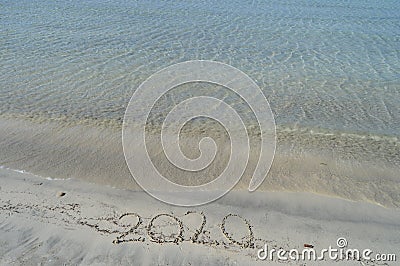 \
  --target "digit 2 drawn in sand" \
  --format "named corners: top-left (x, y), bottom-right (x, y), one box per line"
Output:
top-left (122, 60), bottom-right (276, 206)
